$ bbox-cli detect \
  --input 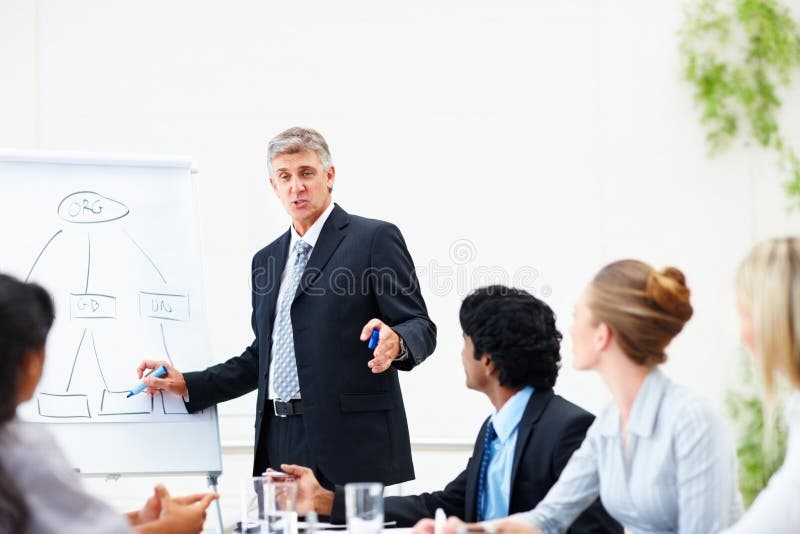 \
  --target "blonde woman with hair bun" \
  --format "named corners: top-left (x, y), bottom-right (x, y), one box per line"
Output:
top-left (428, 260), bottom-right (743, 534)
top-left (722, 237), bottom-right (800, 533)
